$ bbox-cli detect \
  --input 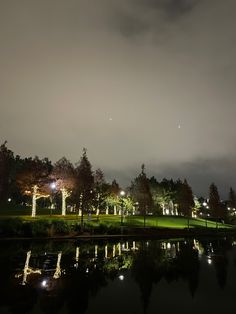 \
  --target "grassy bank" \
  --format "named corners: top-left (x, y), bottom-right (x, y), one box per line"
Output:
top-left (0, 213), bottom-right (233, 238)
